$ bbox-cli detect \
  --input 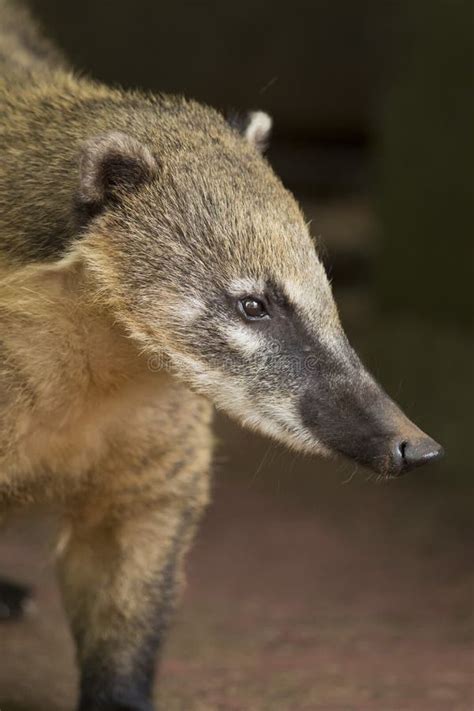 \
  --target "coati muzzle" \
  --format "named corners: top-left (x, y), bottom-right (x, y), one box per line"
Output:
top-left (300, 349), bottom-right (444, 477)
